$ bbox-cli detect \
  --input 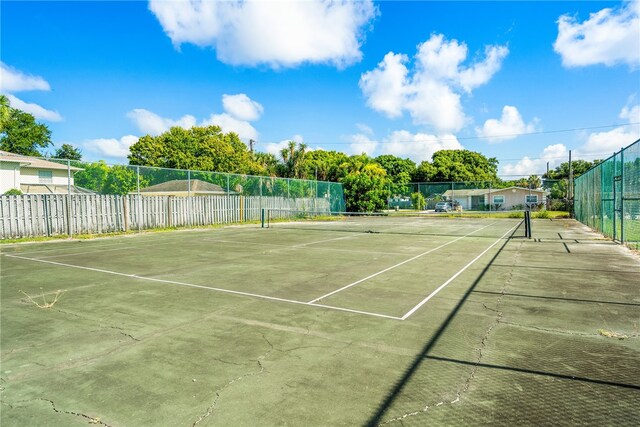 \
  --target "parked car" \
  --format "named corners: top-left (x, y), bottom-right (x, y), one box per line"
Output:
top-left (435, 202), bottom-right (453, 212)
